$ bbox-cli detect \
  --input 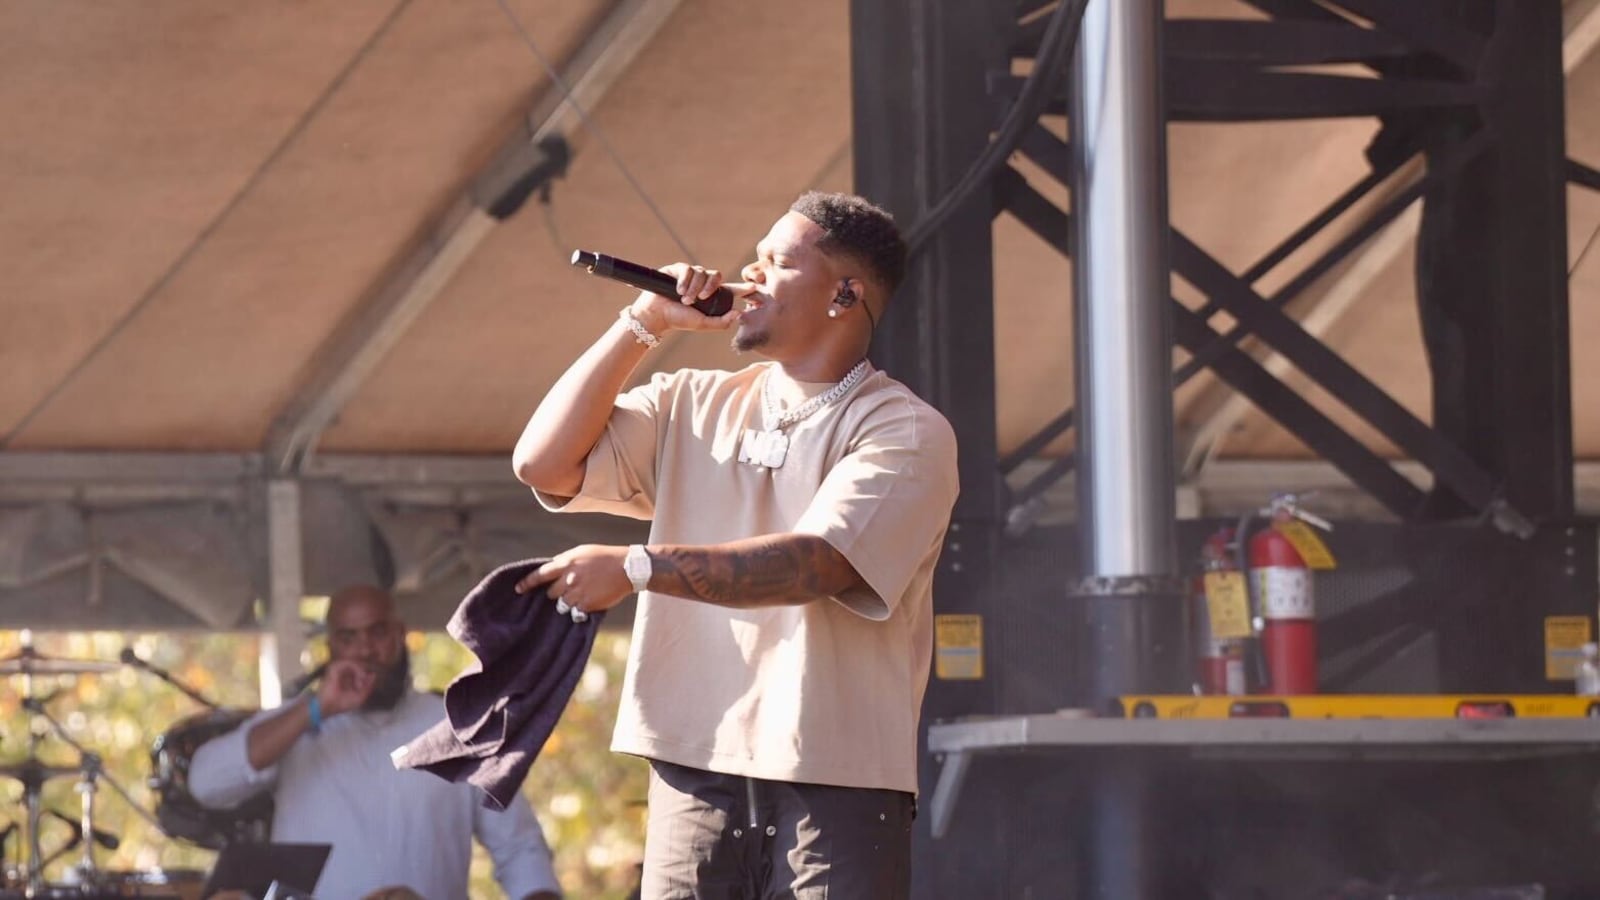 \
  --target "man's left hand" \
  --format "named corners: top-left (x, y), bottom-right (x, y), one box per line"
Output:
top-left (516, 544), bottom-right (632, 616)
